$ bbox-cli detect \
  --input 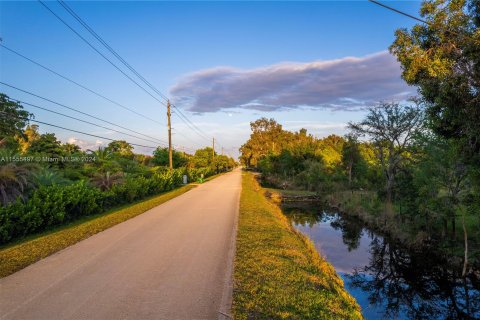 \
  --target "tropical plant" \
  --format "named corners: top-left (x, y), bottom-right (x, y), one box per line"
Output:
top-left (32, 167), bottom-right (70, 186)
top-left (0, 163), bottom-right (32, 205)
top-left (91, 171), bottom-right (124, 191)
